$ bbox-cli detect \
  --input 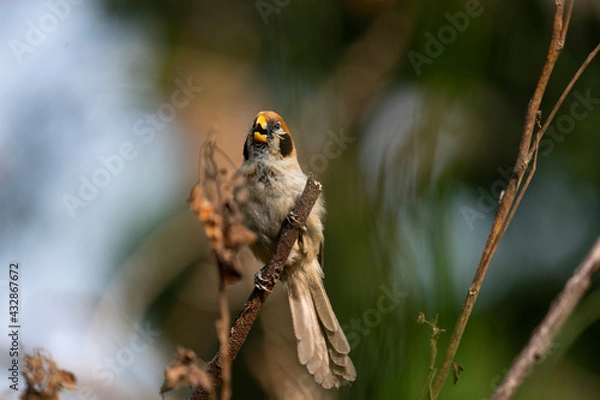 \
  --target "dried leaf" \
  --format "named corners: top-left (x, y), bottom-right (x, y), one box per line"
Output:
top-left (452, 362), bottom-right (464, 384)
top-left (189, 135), bottom-right (257, 286)
top-left (21, 349), bottom-right (76, 400)
top-left (188, 184), bottom-right (203, 214)
top-left (160, 347), bottom-right (212, 394)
